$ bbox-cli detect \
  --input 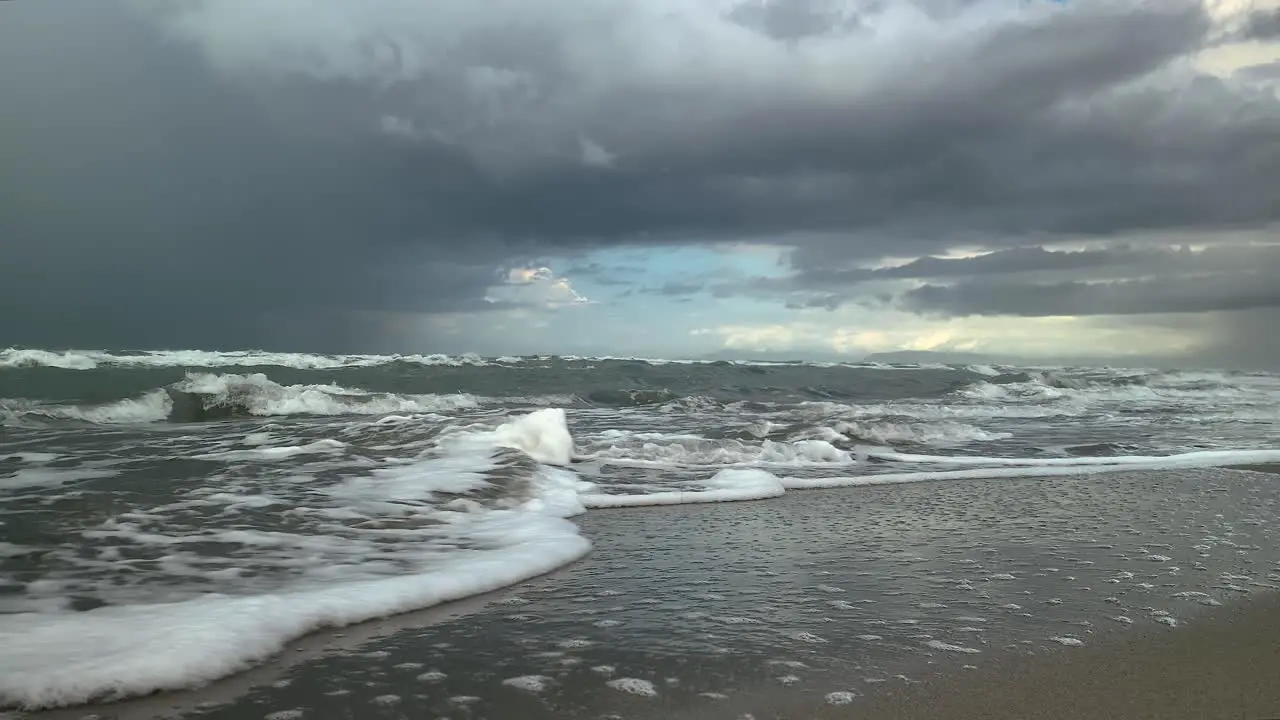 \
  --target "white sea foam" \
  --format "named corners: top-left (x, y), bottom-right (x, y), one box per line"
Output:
top-left (581, 446), bottom-right (1280, 504)
top-left (9, 452), bottom-right (58, 462)
top-left (437, 409), bottom-right (578, 467)
top-left (0, 349), bottom-right (101, 370)
top-left (0, 468), bottom-right (117, 491)
top-left (2, 391), bottom-right (174, 424)
top-left (175, 373), bottom-right (479, 417)
top-left (606, 678), bottom-right (657, 696)
top-left (502, 675), bottom-right (552, 693)
top-left (581, 468), bottom-right (785, 508)
top-left (193, 440), bottom-right (346, 462)
top-left (965, 364), bottom-right (1003, 377)
top-left (2, 376), bottom-right (478, 424)
top-left (0, 512), bottom-right (589, 709)
top-left (581, 434), bottom-right (850, 467)
top-left (867, 448), bottom-right (1280, 469)
top-left (830, 420), bottom-right (1010, 445)
top-left (926, 640), bottom-right (980, 654)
